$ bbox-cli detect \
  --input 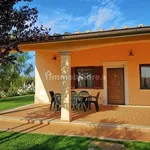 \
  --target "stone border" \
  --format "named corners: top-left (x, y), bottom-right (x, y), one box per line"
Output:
top-left (0, 115), bottom-right (150, 131)
top-left (0, 127), bottom-right (149, 143)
